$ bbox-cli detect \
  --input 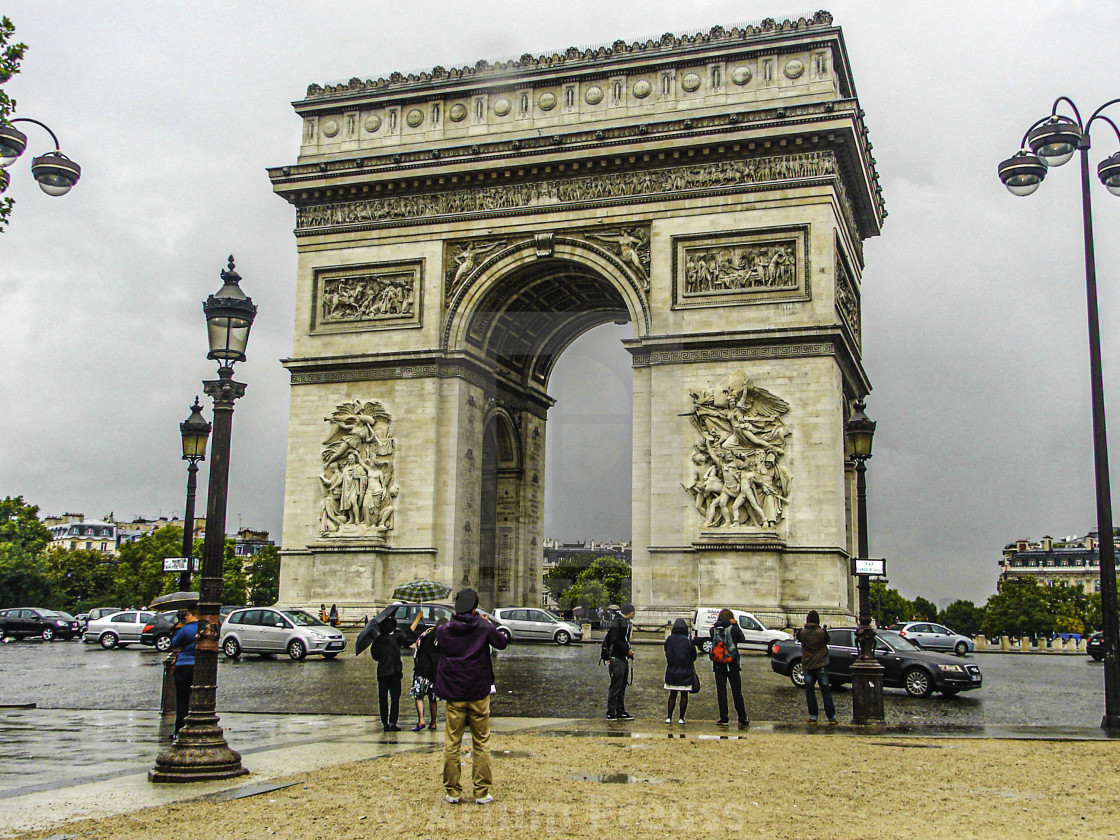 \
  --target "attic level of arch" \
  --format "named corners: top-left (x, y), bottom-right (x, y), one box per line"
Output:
top-left (270, 106), bottom-right (883, 248)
